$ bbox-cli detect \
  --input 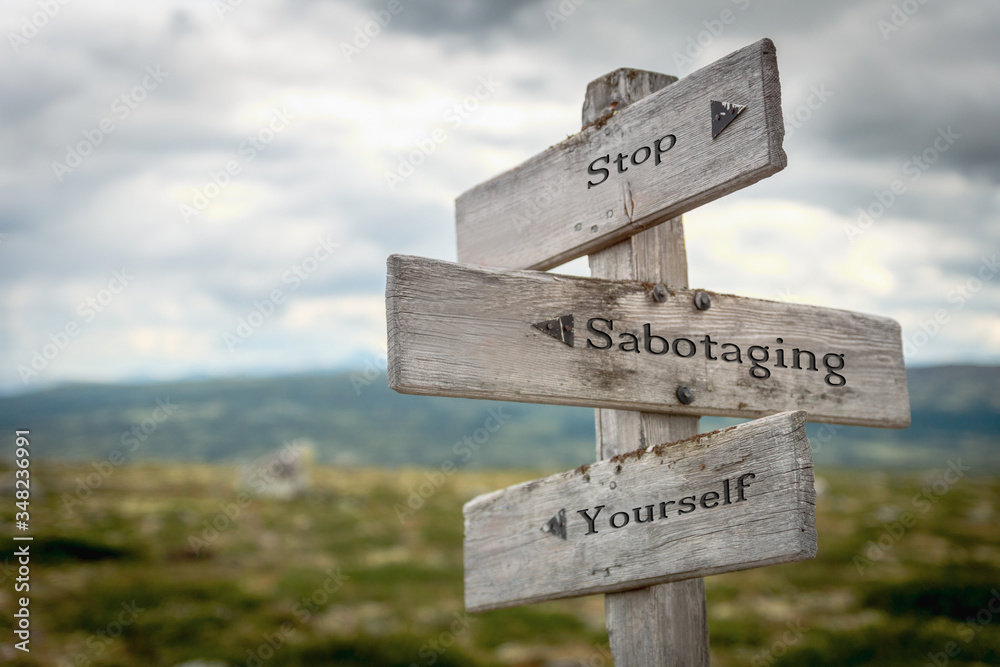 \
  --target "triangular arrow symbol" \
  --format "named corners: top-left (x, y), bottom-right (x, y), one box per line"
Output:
top-left (541, 508), bottom-right (567, 540)
top-left (532, 314), bottom-right (574, 347)
top-left (711, 100), bottom-right (747, 139)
